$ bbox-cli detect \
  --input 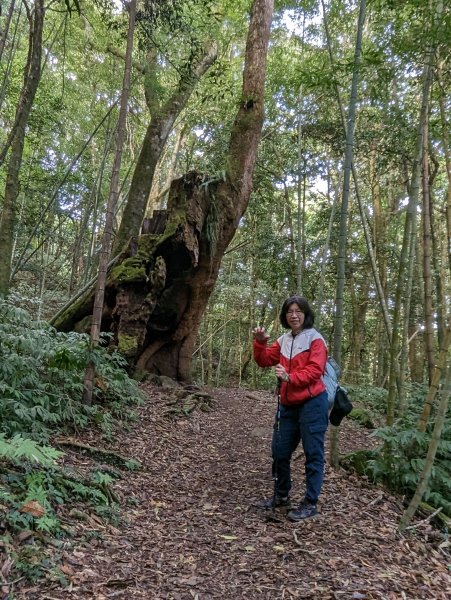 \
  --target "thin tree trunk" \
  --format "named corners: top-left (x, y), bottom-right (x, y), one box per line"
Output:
top-left (331, 0), bottom-right (366, 362)
top-left (0, 0), bottom-right (16, 63)
top-left (386, 16), bottom-right (438, 424)
top-left (296, 88), bottom-right (304, 293)
top-left (436, 57), bottom-right (451, 277)
top-left (316, 166), bottom-right (337, 329)
top-left (400, 328), bottom-right (450, 529)
top-left (0, 0), bottom-right (44, 296)
top-left (83, 0), bottom-right (136, 405)
top-left (322, 0), bottom-right (392, 346)
top-left (417, 325), bottom-right (451, 432)
top-left (324, 0), bottom-right (366, 468)
top-left (428, 147), bottom-right (444, 346)
top-left (421, 118), bottom-right (435, 382)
